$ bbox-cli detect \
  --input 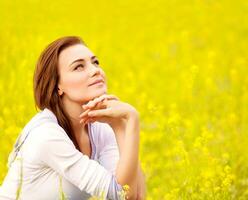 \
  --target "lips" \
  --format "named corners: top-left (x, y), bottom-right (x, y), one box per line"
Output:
top-left (88, 78), bottom-right (104, 86)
